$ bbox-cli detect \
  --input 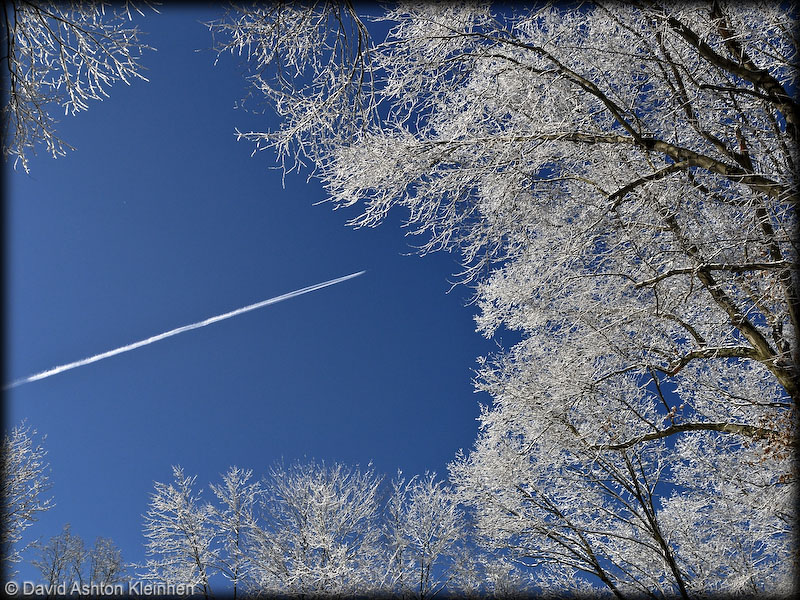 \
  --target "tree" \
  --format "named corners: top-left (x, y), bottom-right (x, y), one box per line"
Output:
top-left (207, 466), bottom-right (262, 600)
top-left (247, 460), bottom-right (385, 596)
top-left (206, 1), bottom-right (376, 175)
top-left (140, 465), bottom-right (217, 598)
top-left (31, 523), bottom-right (126, 591)
top-left (31, 523), bottom-right (86, 590)
top-left (1, 1), bottom-right (152, 172)
top-left (1, 422), bottom-right (53, 573)
top-left (141, 461), bottom-right (484, 597)
top-left (212, 1), bottom-right (797, 596)
top-left (86, 536), bottom-right (126, 589)
top-left (385, 472), bottom-right (467, 599)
